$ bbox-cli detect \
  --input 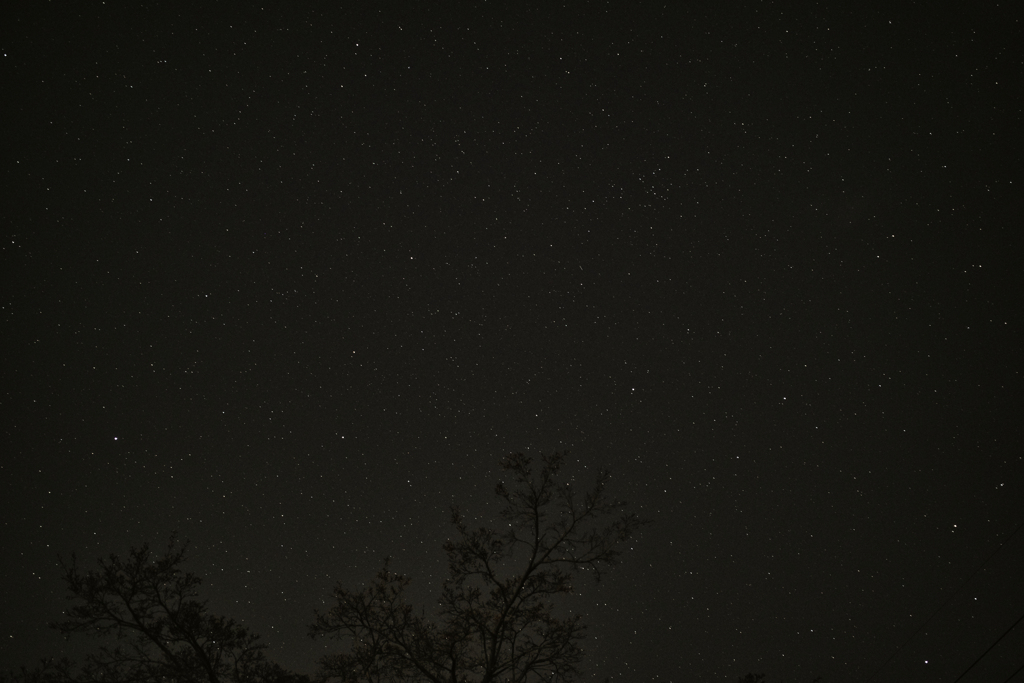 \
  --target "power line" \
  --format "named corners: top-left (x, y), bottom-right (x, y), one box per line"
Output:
top-left (864, 517), bottom-right (1024, 682)
top-left (999, 659), bottom-right (1024, 683)
top-left (952, 609), bottom-right (1024, 683)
